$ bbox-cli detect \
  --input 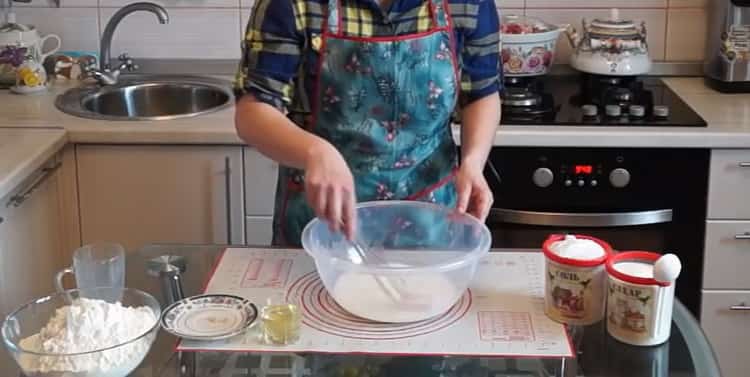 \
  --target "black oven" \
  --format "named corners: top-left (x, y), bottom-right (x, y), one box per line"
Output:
top-left (484, 147), bottom-right (709, 317)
